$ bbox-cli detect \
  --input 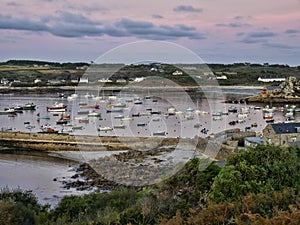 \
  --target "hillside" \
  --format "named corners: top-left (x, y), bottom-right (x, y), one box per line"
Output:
top-left (0, 60), bottom-right (299, 87)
